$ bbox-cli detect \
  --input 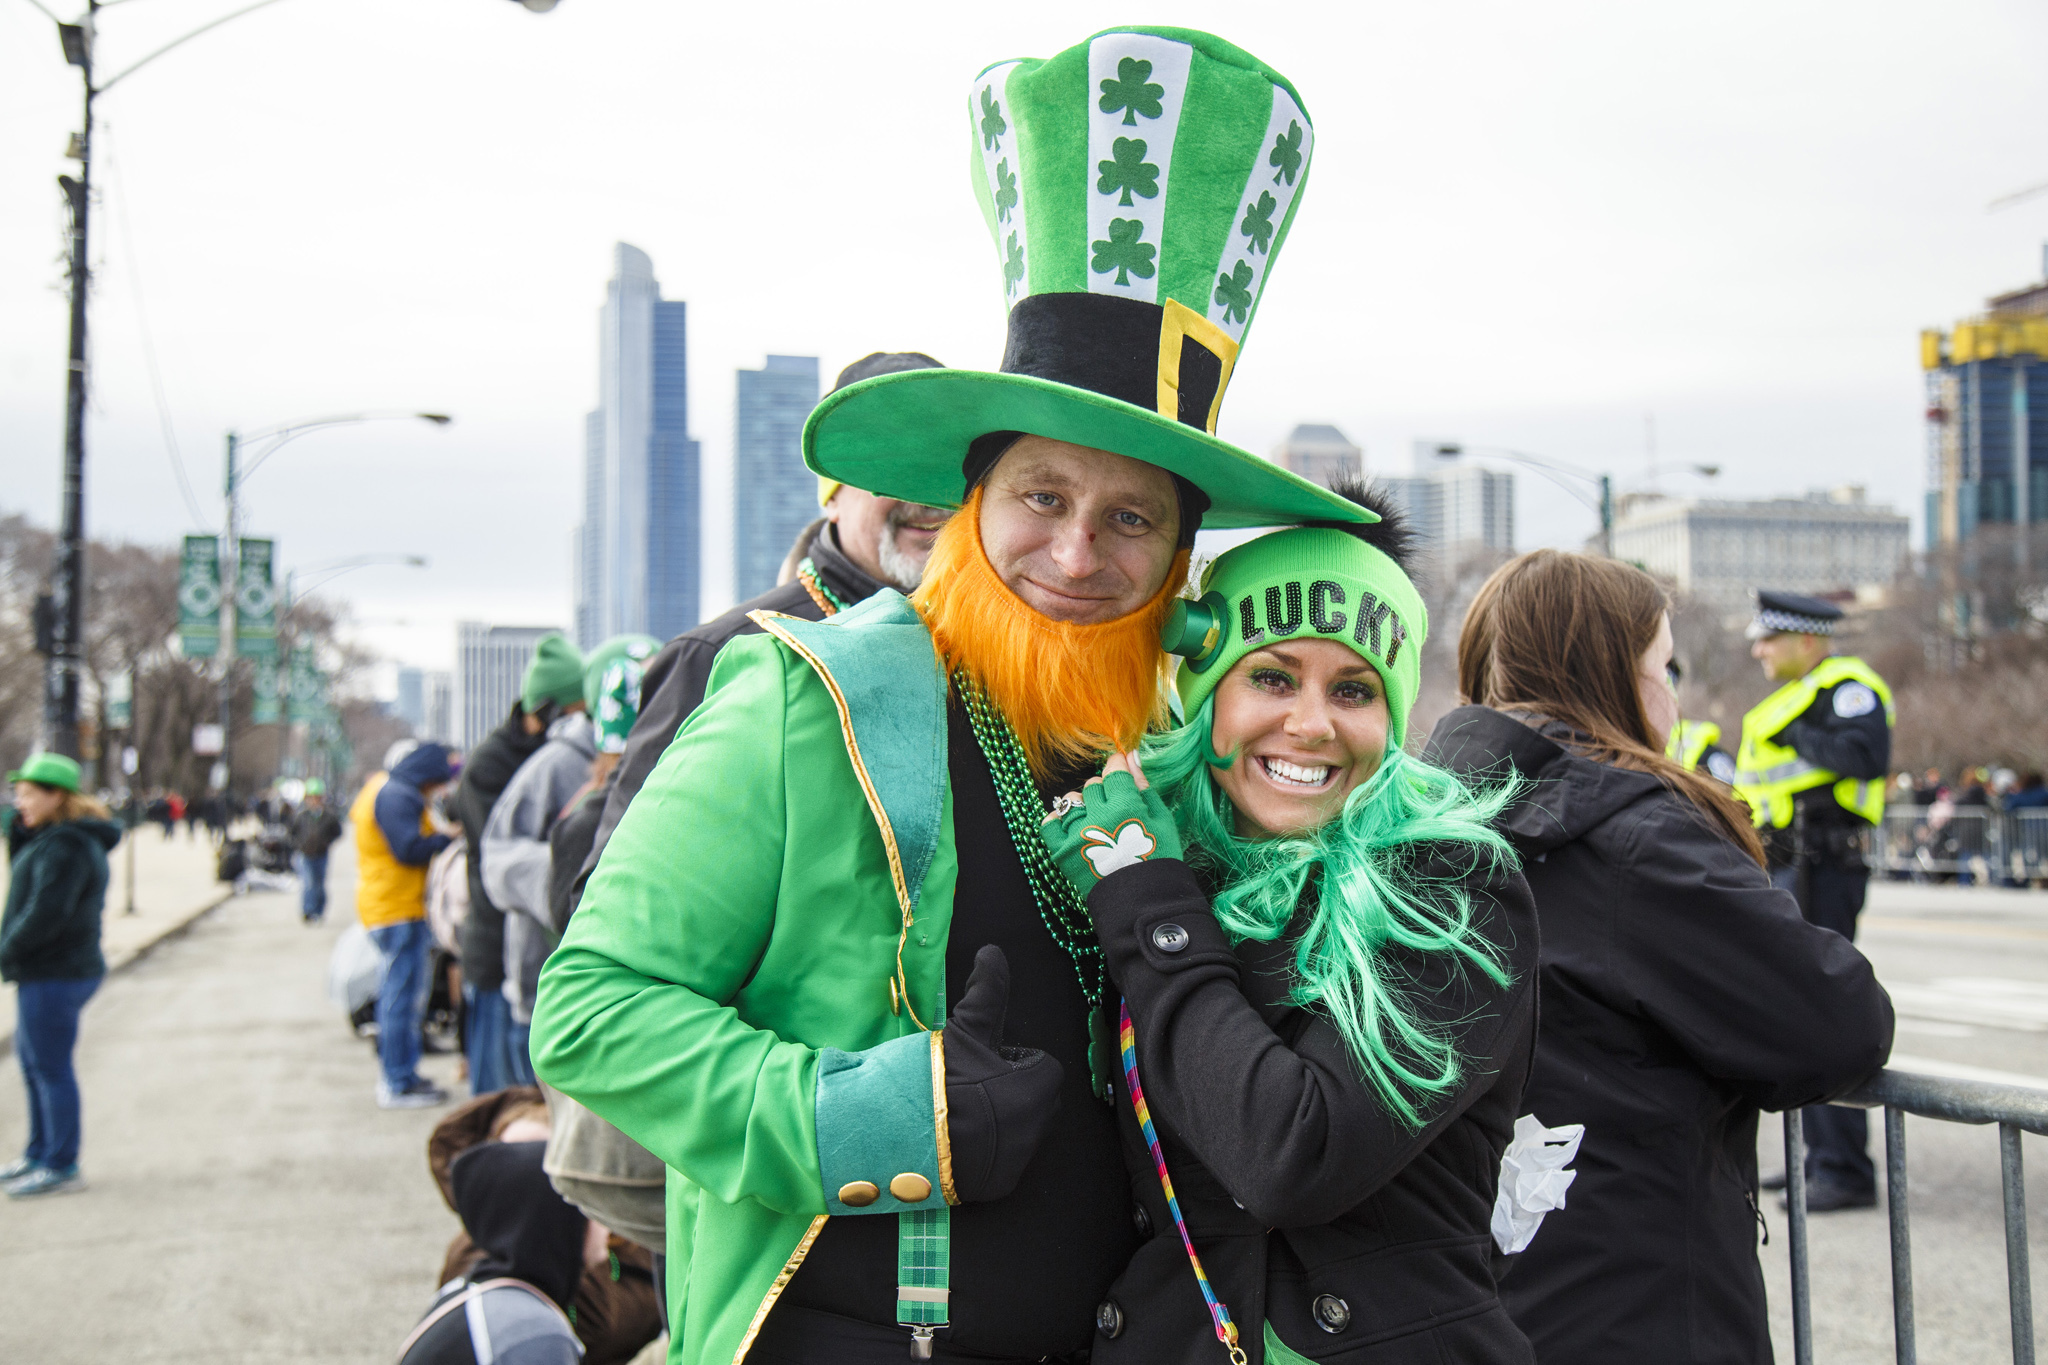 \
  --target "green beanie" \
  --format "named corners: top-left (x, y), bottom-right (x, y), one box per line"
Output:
top-left (521, 633), bottom-right (587, 712)
top-left (303, 778), bottom-right (326, 797)
top-left (582, 634), bottom-right (662, 754)
top-left (7, 752), bottom-right (82, 793)
top-left (1165, 527), bottom-right (1429, 745)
